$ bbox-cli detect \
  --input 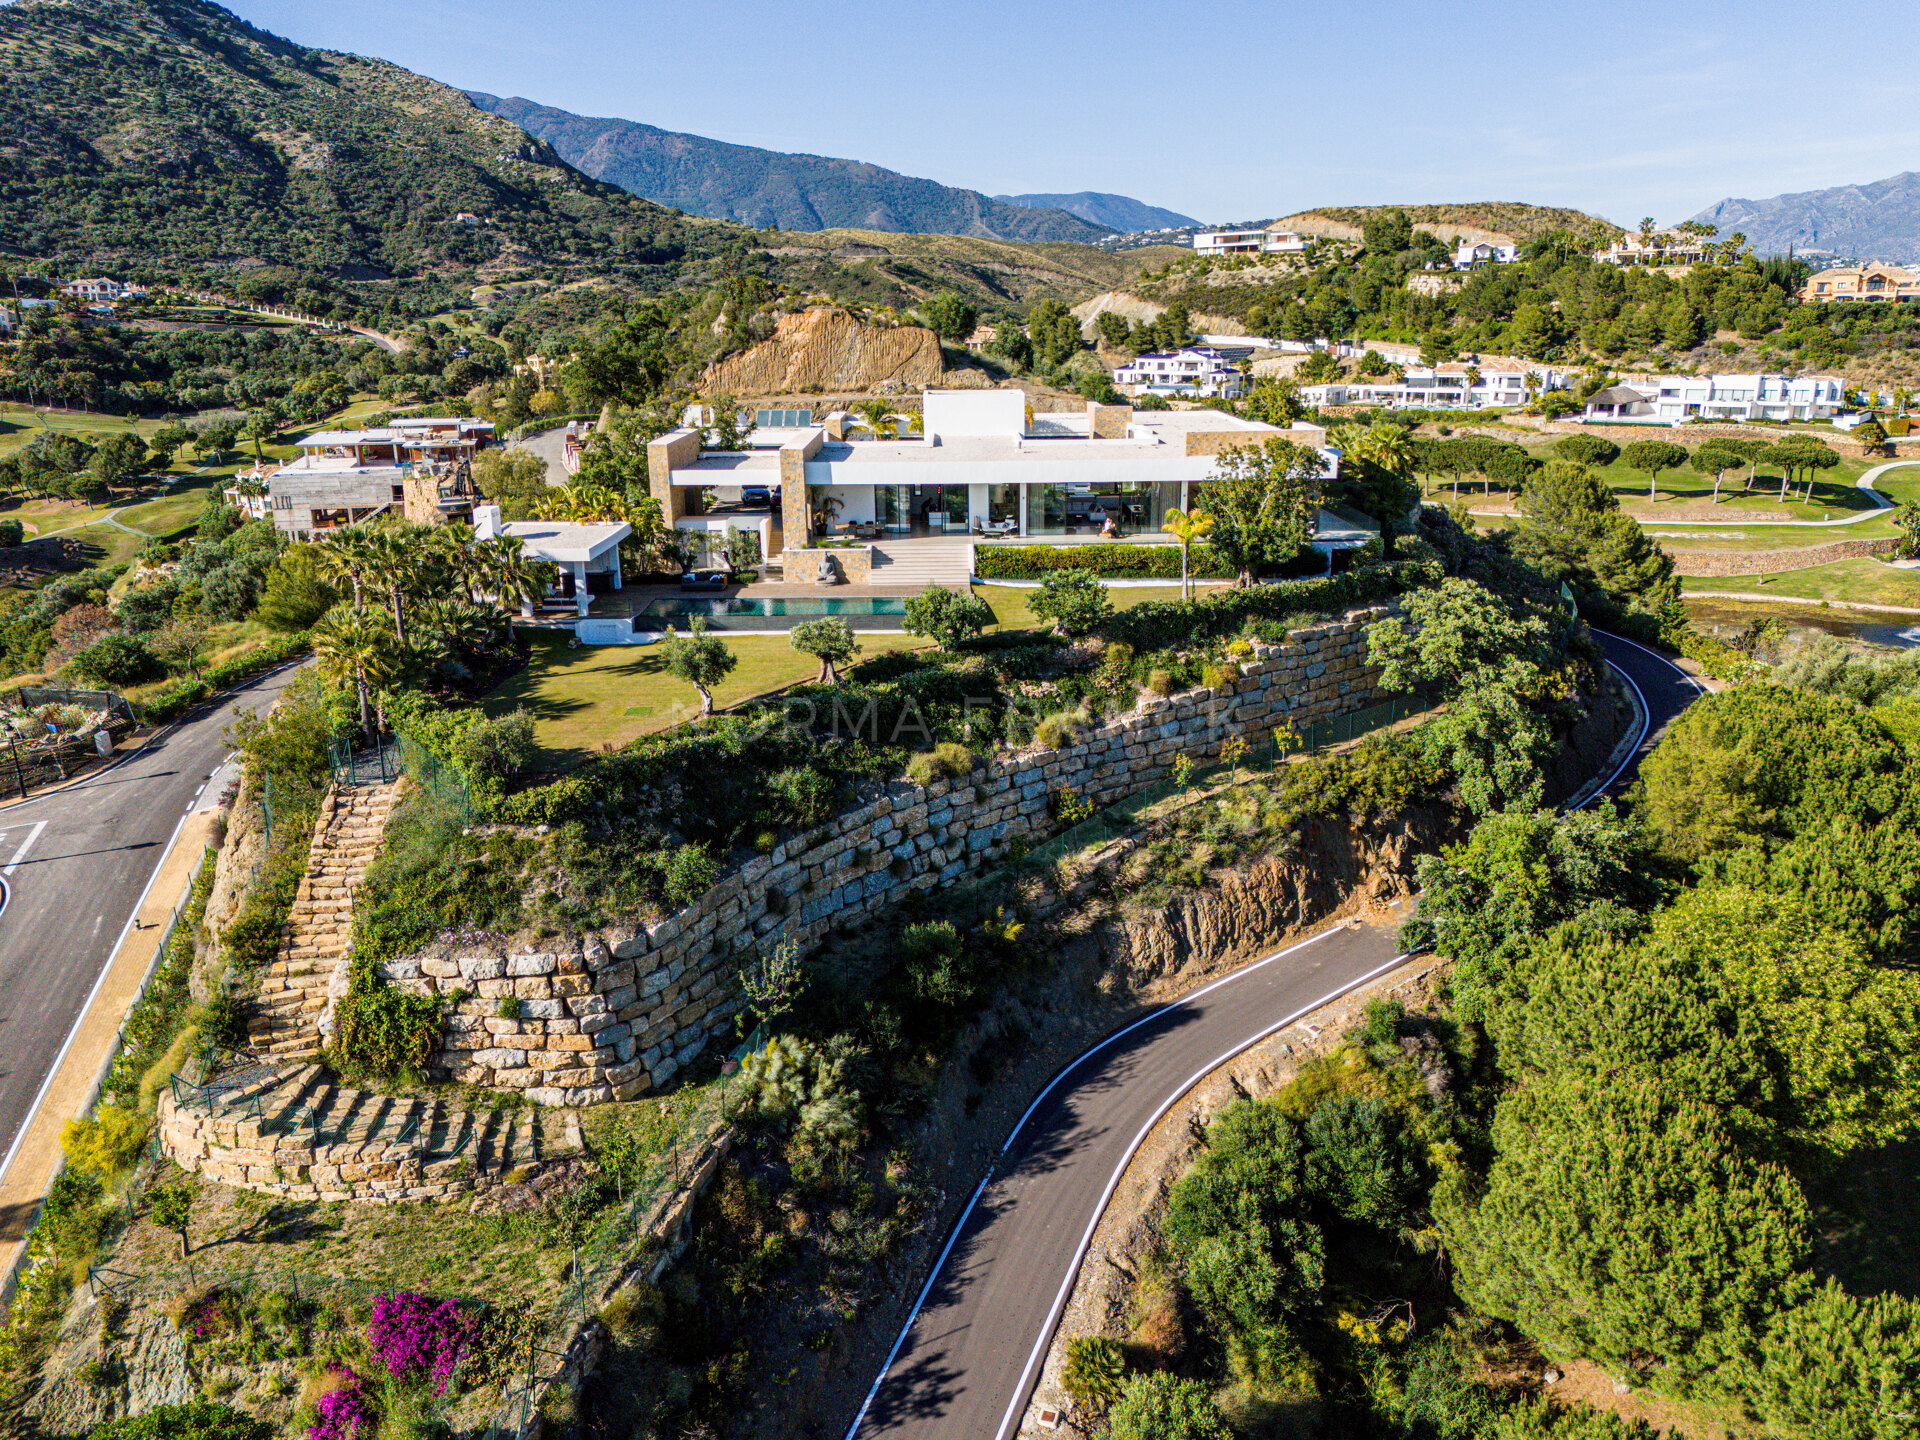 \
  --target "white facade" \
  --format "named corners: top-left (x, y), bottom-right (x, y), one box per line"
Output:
top-left (1587, 373), bottom-right (1846, 423)
top-left (658, 390), bottom-right (1336, 545)
top-left (61, 278), bottom-right (145, 303)
top-left (1301, 362), bottom-right (1564, 412)
top-left (1193, 229), bottom-right (1309, 256)
top-left (1113, 347), bottom-right (1246, 398)
top-left (1453, 241), bottom-right (1518, 268)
